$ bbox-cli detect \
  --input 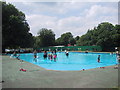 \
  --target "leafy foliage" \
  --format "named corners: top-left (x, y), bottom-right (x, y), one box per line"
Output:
top-left (77, 22), bottom-right (120, 51)
top-left (37, 28), bottom-right (55, 47)
top-left (2, 1), bottom-right (119, 52)
top-left (33, 36), bottom-right (41, 48)
top-left (56, 32), bottom-right (76, 46)
top-left (2, 1), bottom-right (34, 51)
